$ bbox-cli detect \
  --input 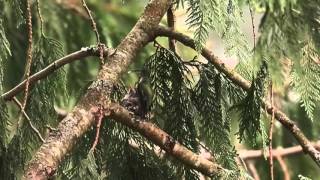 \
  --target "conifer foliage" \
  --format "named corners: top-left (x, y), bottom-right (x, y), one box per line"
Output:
top-left (0, 0), bottom-right (320, 179)
top-left (181, 0), bottom-right (250, 61)
top-left (236, 61), bottom-right (268, 147)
